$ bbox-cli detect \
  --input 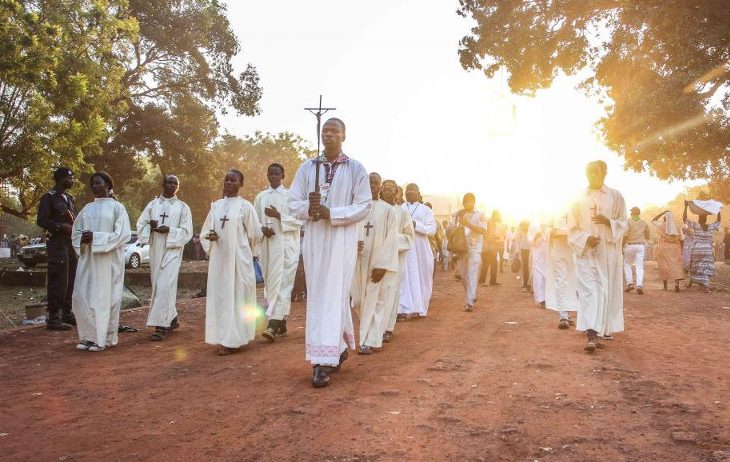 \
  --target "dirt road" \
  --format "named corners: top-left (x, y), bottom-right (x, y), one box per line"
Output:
top-left (1, 262), bottom-right (730, 461)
